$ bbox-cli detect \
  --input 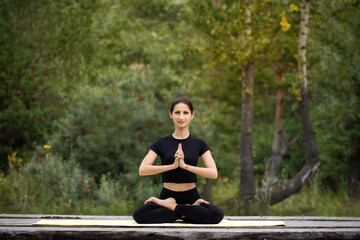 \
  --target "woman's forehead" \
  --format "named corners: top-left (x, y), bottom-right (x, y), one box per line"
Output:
top-left (173, 103), bottom-right (191, 111)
